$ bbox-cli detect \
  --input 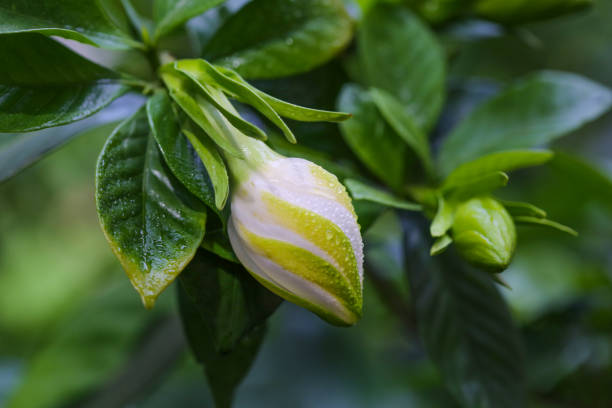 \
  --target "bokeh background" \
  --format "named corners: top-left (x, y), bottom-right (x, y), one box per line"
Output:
top-left (2, 1), bottom-right (612, 407)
